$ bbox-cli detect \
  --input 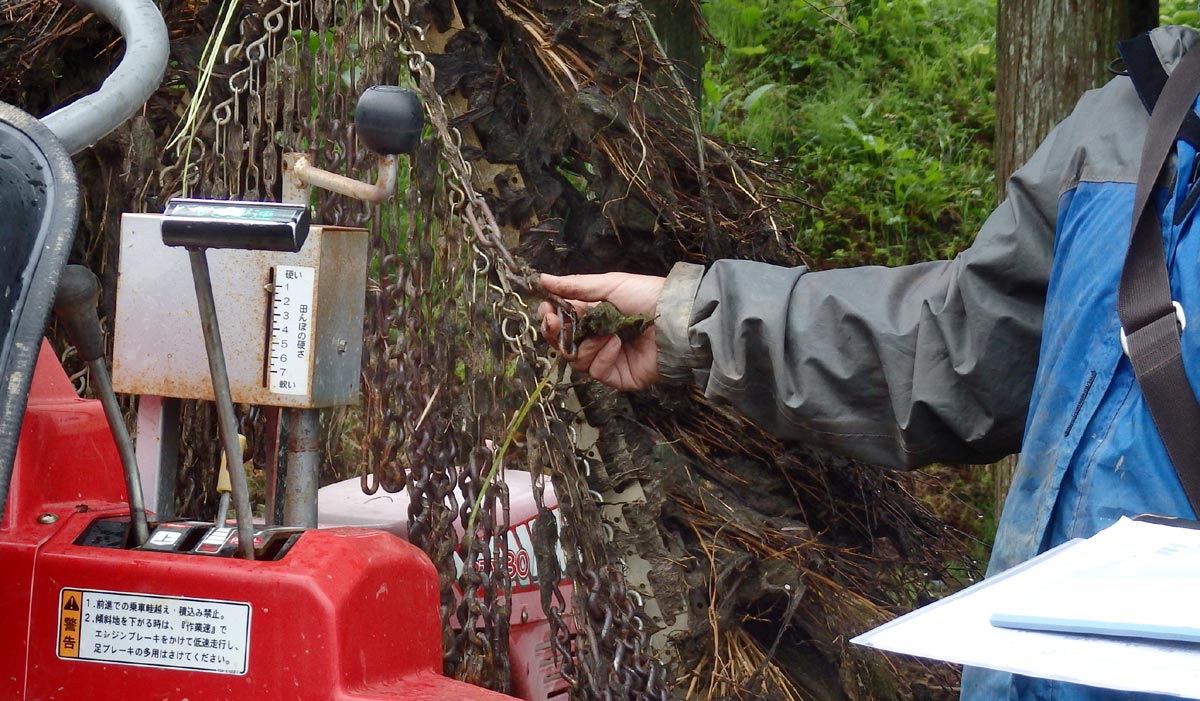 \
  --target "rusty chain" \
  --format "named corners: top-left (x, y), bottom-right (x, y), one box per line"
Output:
top-left (155, 0), bottom-right (668, 698)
